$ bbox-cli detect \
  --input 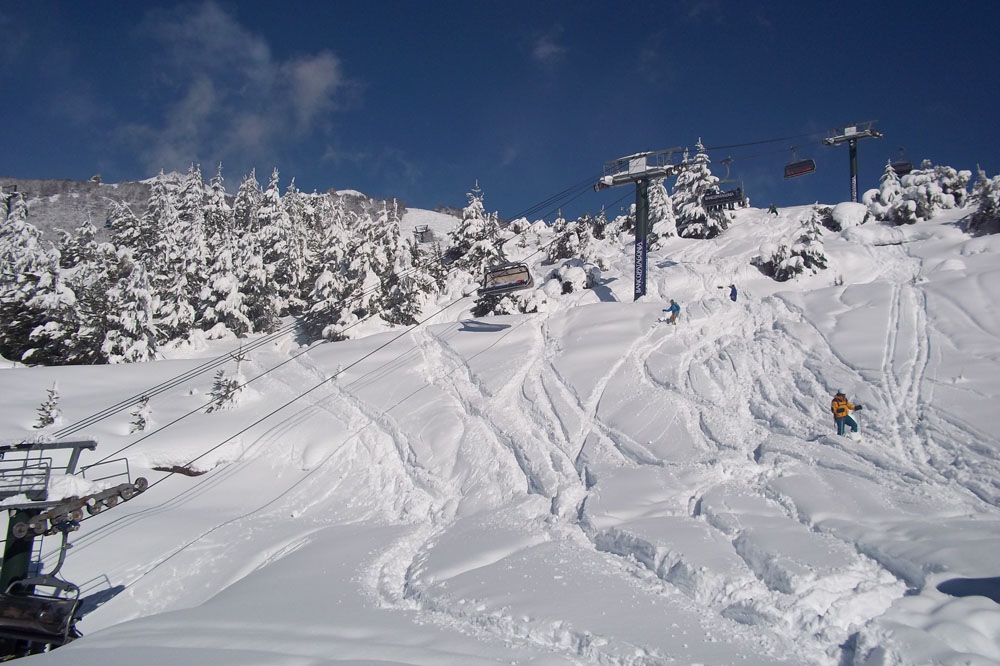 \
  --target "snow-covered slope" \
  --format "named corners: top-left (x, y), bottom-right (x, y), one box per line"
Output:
top-left (400, 206), bottom-right (458, 245)
top-left (3, 205), bottom-right (1000, 665)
